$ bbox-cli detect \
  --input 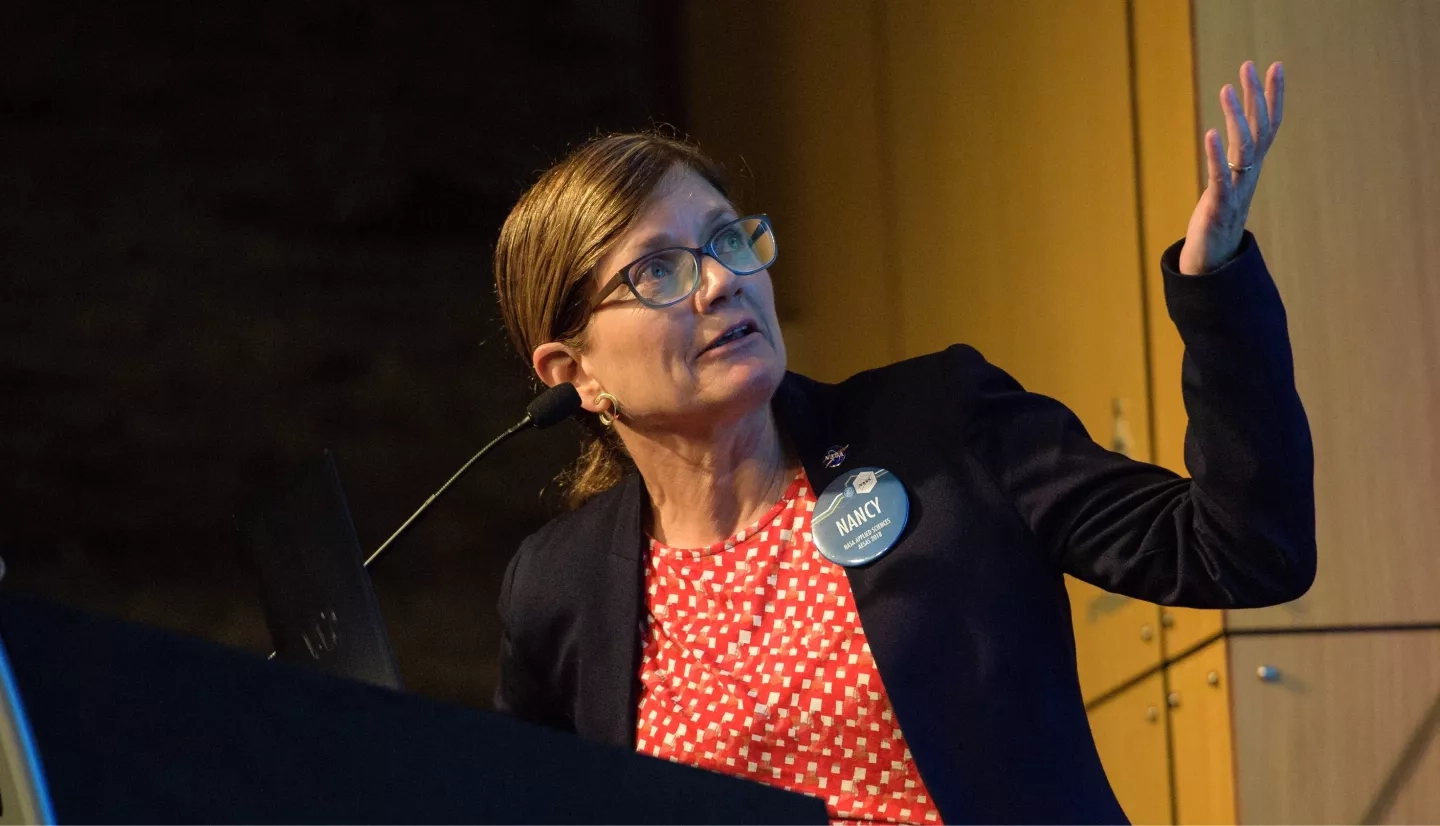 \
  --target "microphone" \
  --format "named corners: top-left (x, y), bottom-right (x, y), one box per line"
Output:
top-left (525, 381), bottom-right (583, 430)
top-left (360, 382), bottom-right (581, 569)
